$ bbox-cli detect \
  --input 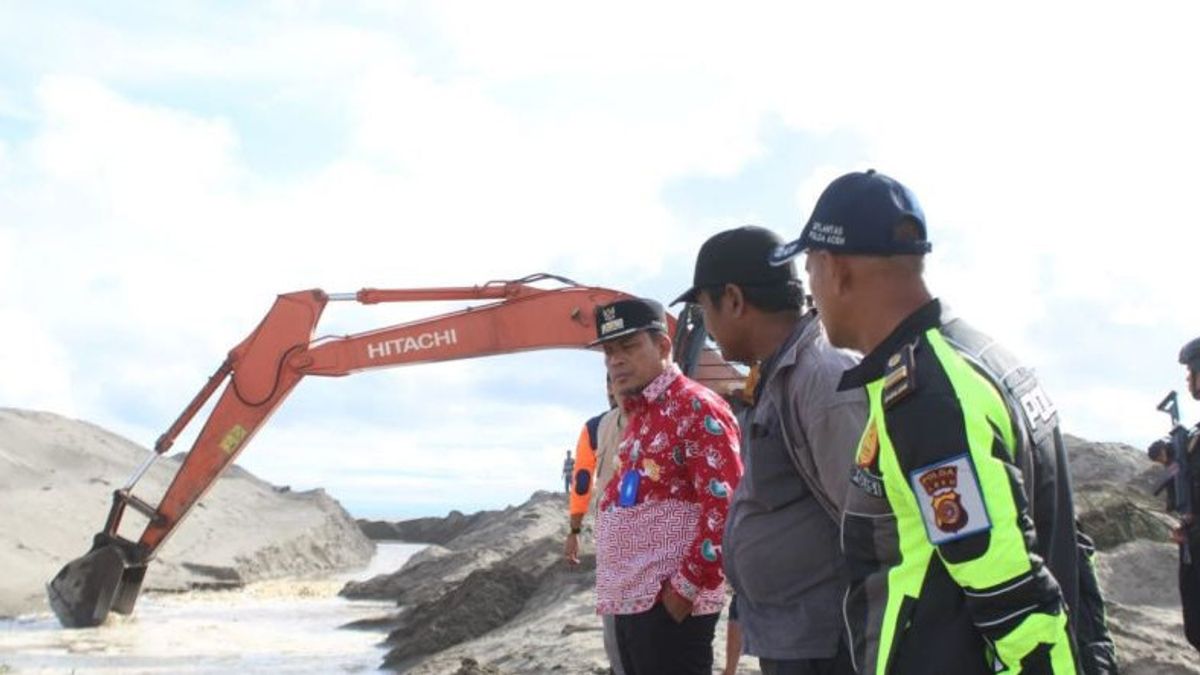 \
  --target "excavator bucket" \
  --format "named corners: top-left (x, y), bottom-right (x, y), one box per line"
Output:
top-left (46, 540), bottom-right (146, 628)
